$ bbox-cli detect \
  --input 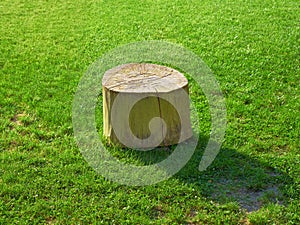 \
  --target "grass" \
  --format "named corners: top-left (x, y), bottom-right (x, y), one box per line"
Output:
top-left (0, 0), bottom-right (299, 224)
